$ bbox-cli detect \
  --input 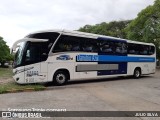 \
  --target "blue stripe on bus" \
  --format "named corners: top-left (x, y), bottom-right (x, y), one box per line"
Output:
top-left (76, 55), bottom-right (155, 62)
top-left (99, 55), bottom-right (155, 62)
